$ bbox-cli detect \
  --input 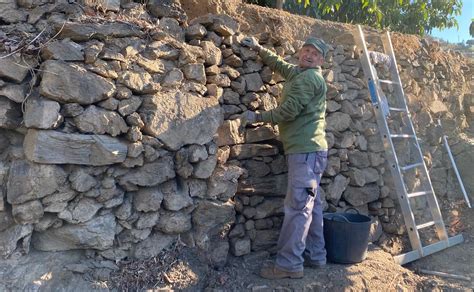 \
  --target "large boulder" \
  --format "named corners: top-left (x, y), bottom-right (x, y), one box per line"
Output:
top-left (140, 90), bottom-right (223, 150)
top-left (7, 160), bottom-right (67, 205)
top-left (23, 130), bottom-right (128, 166)
top-left (39, 60), bottom-right (116, 105)
top-left (58, 22), bottom-right (143, 42)
top-left (32, 214), bottom-right (116, 251)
